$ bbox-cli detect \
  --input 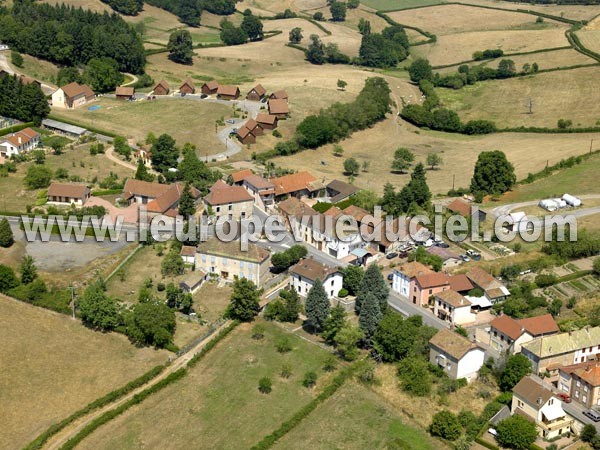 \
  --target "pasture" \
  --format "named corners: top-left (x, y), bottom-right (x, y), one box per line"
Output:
top-left (361, 0), bottom-right (442, 10)
top-left (0, 296), bottom-right (168, 450)
top-left (464, 0), bottom-right (600, 22)
top-left (437, 66), bottom-right (600, 128)
top-left (74, 321), bottom-right (334, 450)
top-left (577, 16), bottom-right (600, 55)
